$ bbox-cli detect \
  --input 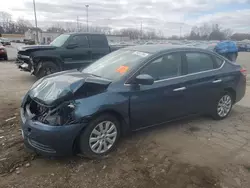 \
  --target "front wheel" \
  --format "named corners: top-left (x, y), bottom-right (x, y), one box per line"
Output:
top-left (211, 92), bottom-right (233, 120)
top-left (79, 114), bottom-right (121, 158)
top-left (35, 61), bottom-right (59, 78)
